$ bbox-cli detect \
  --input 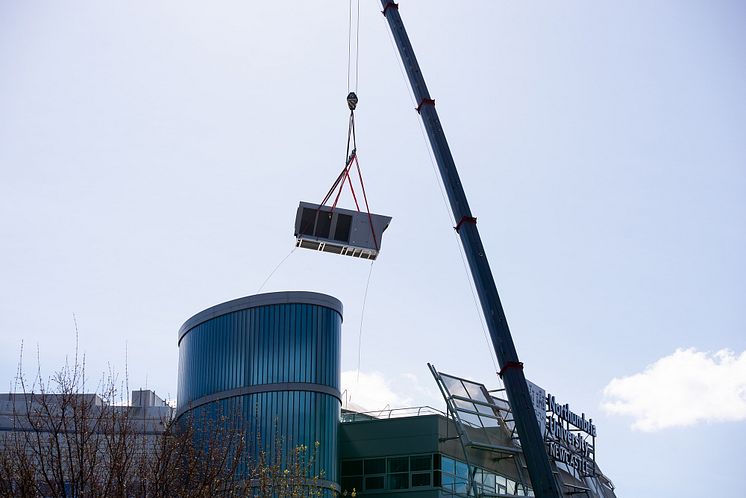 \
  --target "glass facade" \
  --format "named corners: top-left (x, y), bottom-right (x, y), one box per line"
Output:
top-left (177, 293), bottom-right (342, 488)
top-left (440, 456), bottom-right (532, 497)
top-left (340, 453), bottom-right (533, 497)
